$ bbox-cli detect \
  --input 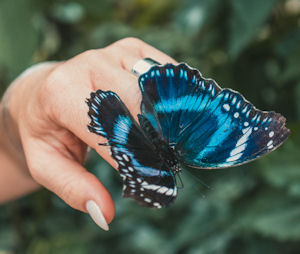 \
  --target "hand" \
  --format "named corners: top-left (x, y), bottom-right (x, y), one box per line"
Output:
top-left (2, 38), bottom-right (176, 230)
